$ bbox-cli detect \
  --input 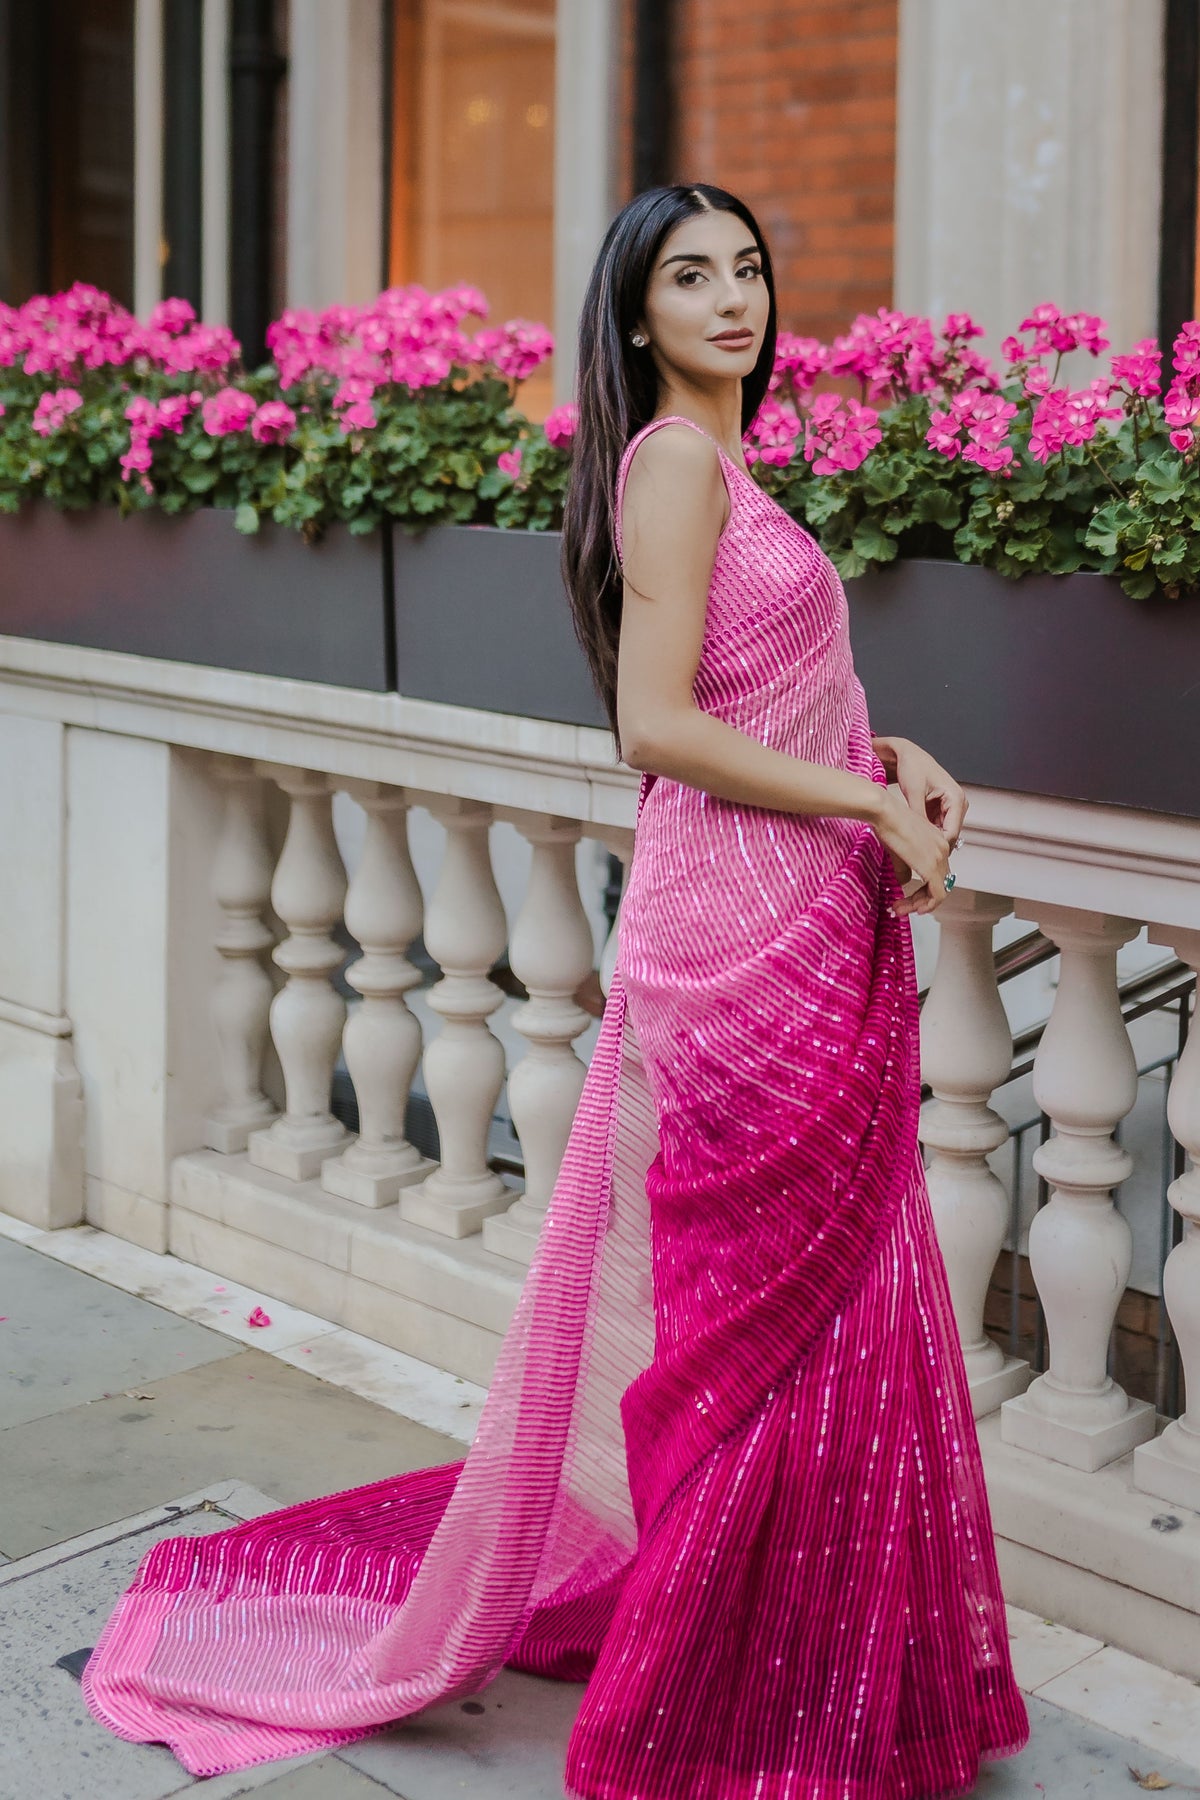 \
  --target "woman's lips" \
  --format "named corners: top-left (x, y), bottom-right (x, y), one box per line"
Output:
top-left (710, 332), bottom-right (754, 351)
